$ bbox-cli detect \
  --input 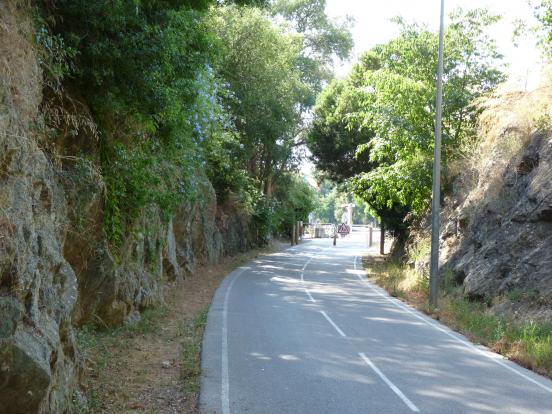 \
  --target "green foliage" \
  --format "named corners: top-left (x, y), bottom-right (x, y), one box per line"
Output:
top-left (35, 0), bottom-right (343, 249)
top-left (311, 180), bottom-right (338, 223)
top-left (271, 173), bottom-right (316, 236)
top-left (351, 194), bottom-right (377, 224)
top-left (243, 173), bottom-right (317, 241)
top-left (250, 194), bottom-right (276, 244)
top-left (209, 5), bottom-right (305, 189)
top-left (305, 79), bottom-right (374, 182)
top-left (308, 8), bottom-right (505, 231)
top-left (271, 0), bottom-right (353, 105)
top-left (311, 181), bottom-right (375, 224)
top-left (53, 1), bottom-right (214, 124)
top-left (446, 301), bottom-right (552, 373)
top-left (100, 131), bottom-right (202, 248)
top-left (351, 154), bottom-right (432, 231)
top-left (34, 22), bottom-right (76, 92)
top-left (209, 3), bottom-right (351, 199)
top-left (534, 0), bottom-right (552, 55)
top-left (38, 1), bottom-right (218, 246)
top-left (194, 68), bottom-right (259, 203)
